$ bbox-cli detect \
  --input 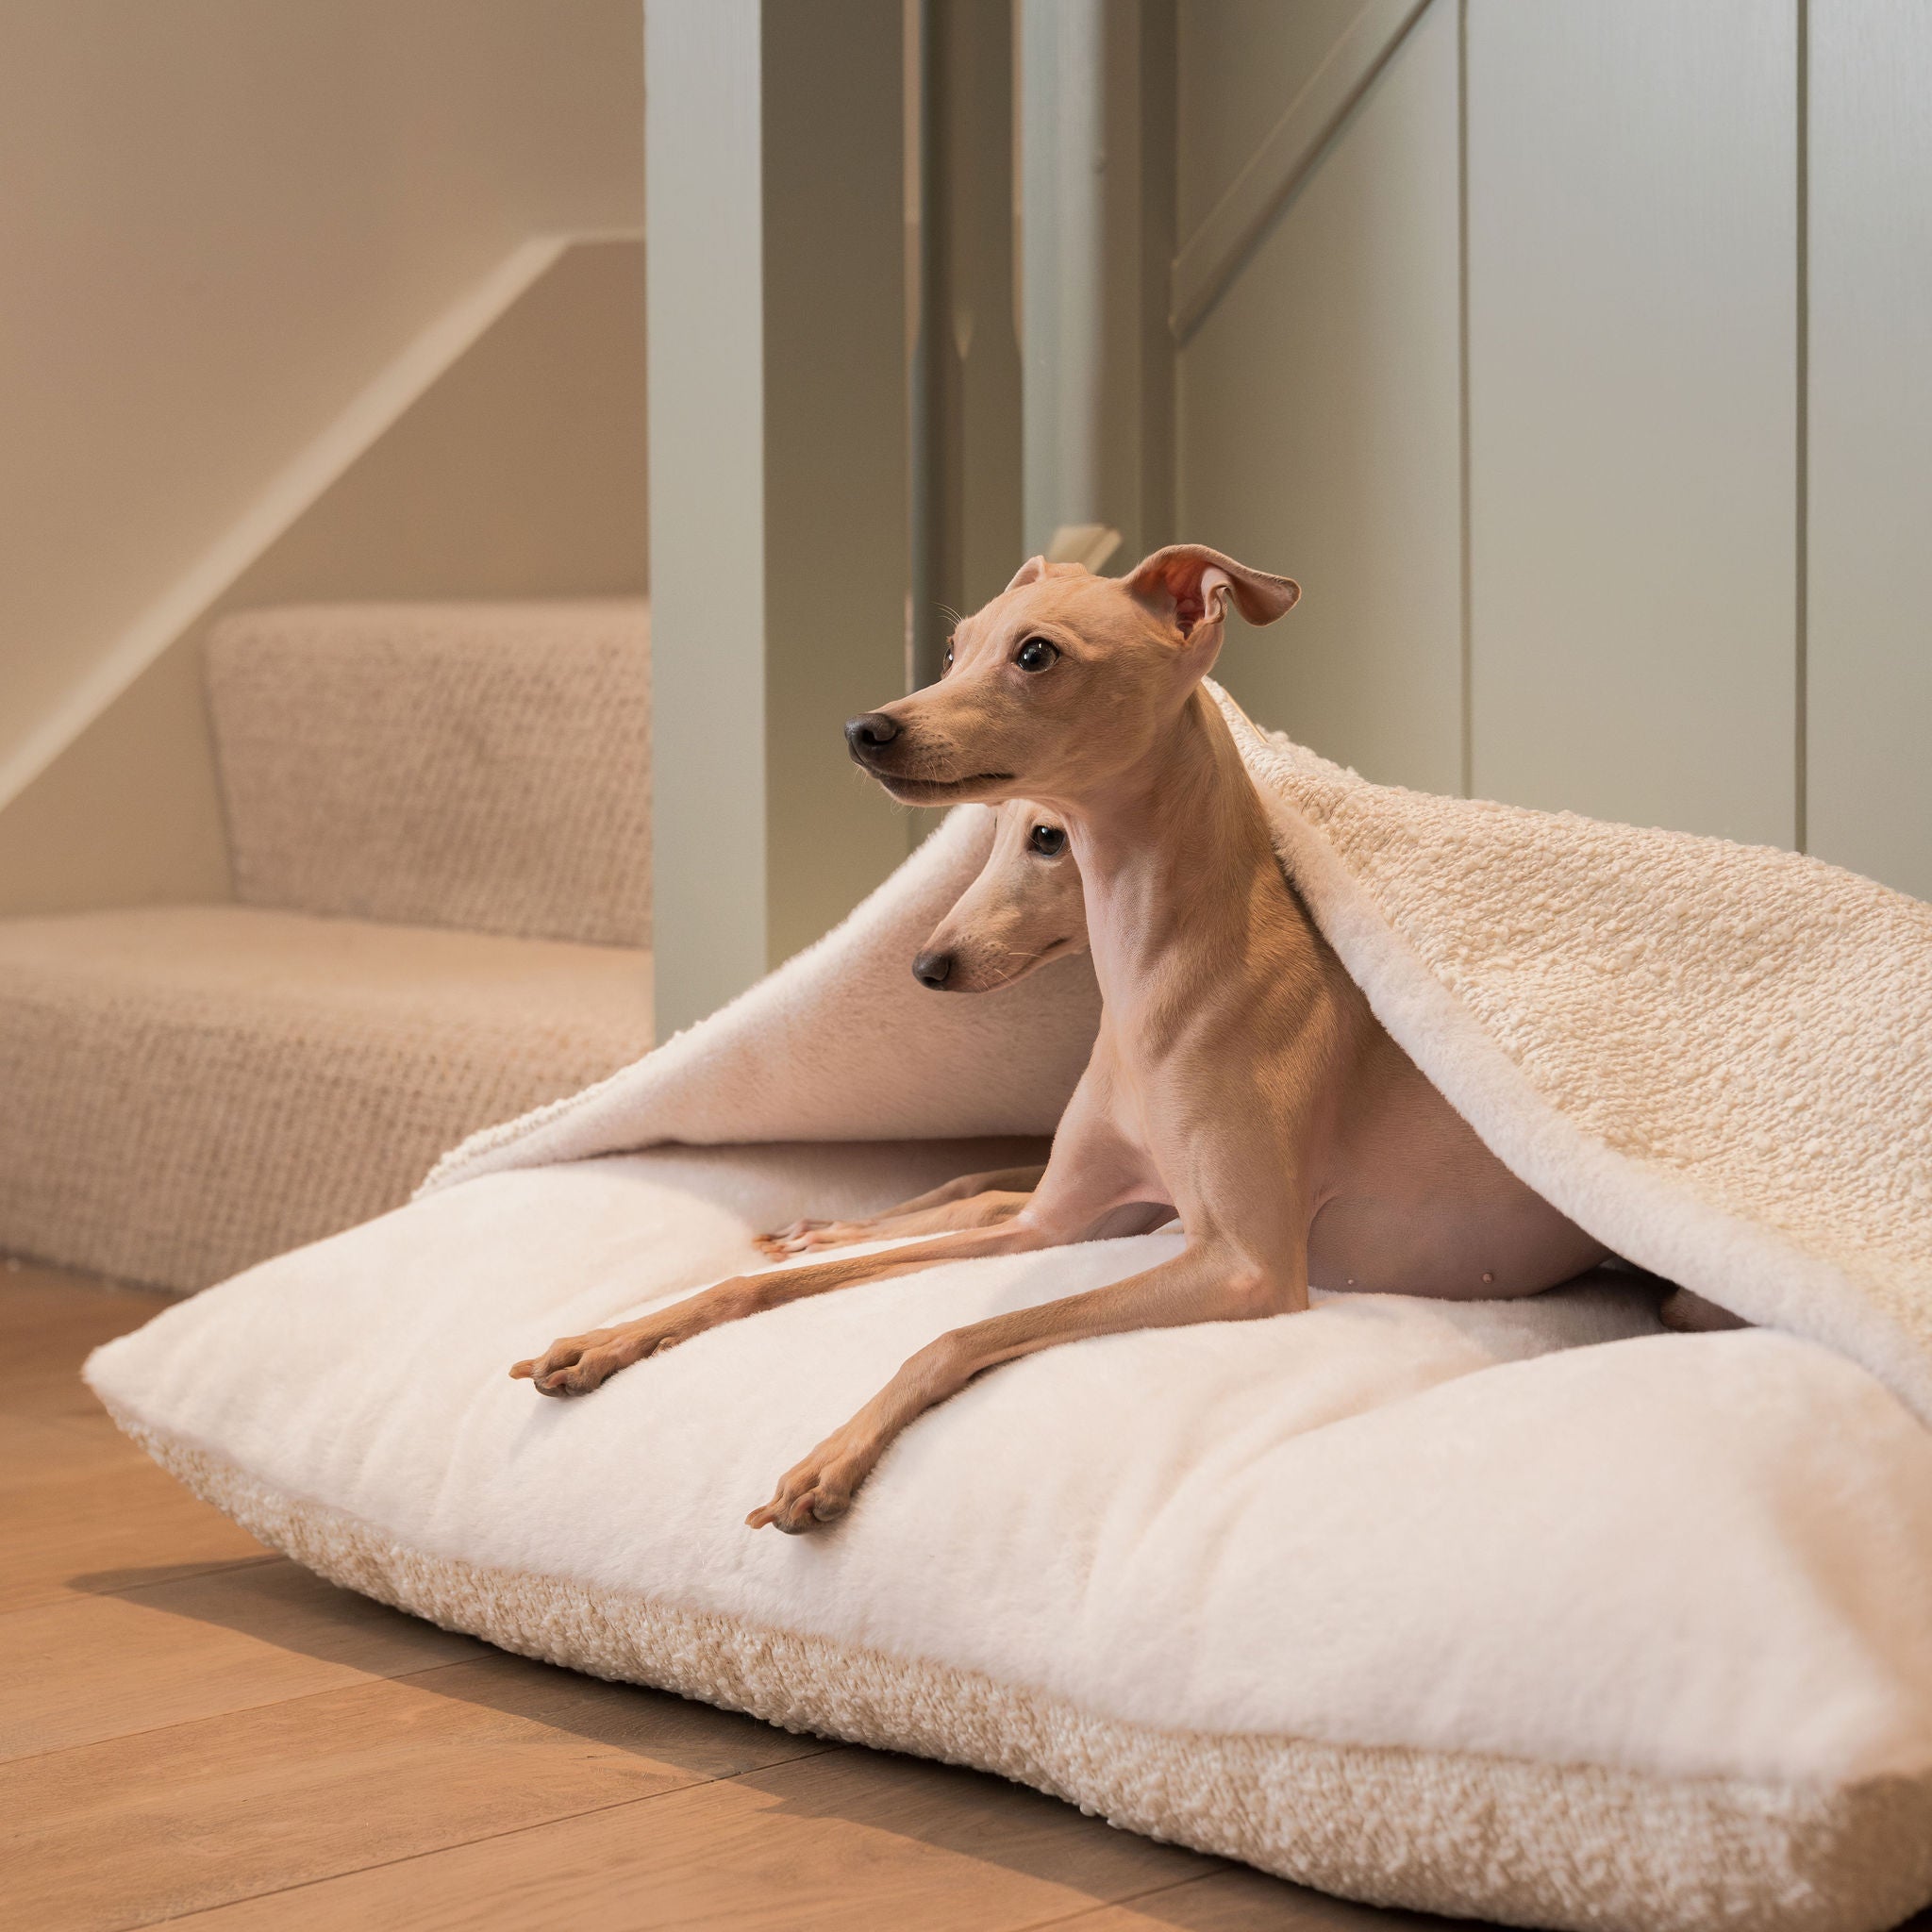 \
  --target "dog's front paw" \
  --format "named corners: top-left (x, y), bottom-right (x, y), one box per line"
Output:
top-left (746, 1424), bottom-right (880, 1533)
top-left (510, 1322), bottom-right (659, 1396)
